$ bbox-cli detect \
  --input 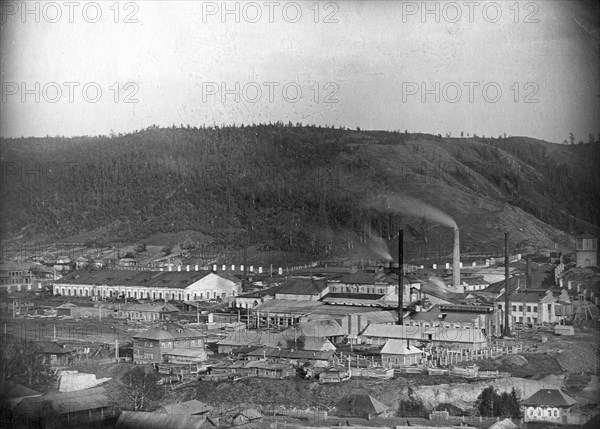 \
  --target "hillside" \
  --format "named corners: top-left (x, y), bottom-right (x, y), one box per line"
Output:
top-left (1, 124), bottom-right (598, 263)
